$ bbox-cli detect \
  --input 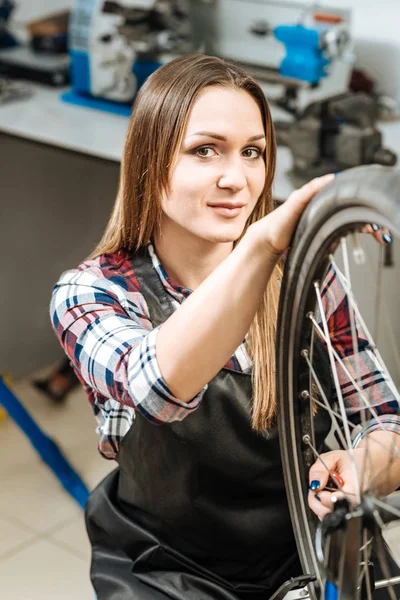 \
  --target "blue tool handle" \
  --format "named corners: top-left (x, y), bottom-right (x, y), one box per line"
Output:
top-left (0, 376), bottom-right (89, 509)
